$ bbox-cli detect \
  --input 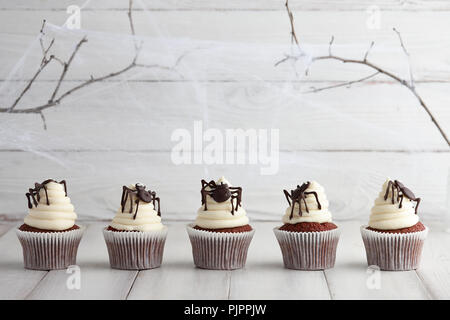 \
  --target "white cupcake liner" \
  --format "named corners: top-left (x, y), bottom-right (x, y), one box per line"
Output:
top-left (273, 226), bottom-right (340, 270)
top-left (186, 224), bottom-right (255, 270)
top-left (103, 226), bottom-right (168, 270)
top-left (360, 225), bottom-right (428, 271)
top-left (16, 226), bottom-right (85, 270)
